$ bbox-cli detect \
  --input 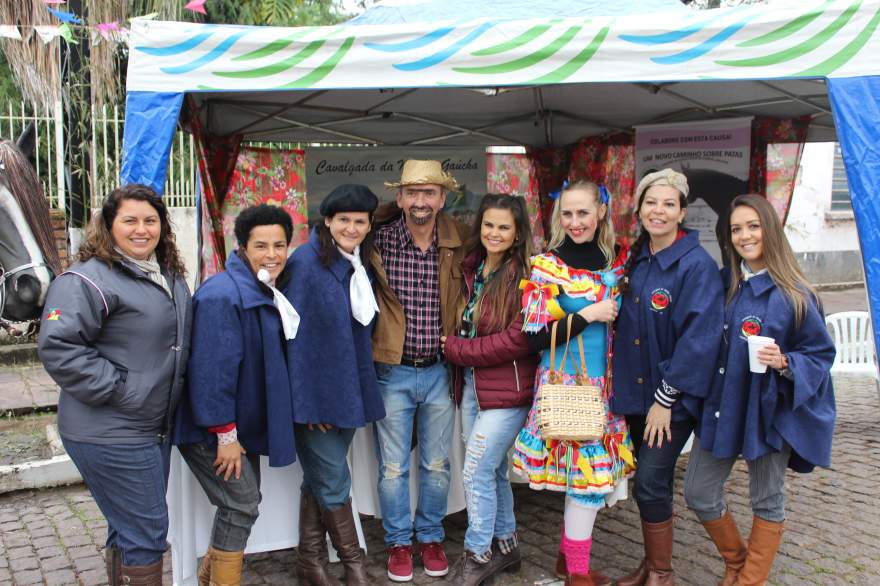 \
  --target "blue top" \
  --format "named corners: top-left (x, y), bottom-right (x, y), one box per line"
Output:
top-left (282, 231), bottom-right (386, 428)
top-left (610, 229), bottom-right (724, 421)
top-left (173, 252), bottom-right (297, 467)
top-left (697, 269), bottom-right (836, 473)
top-left (541, 289), bottom-right (610, 378)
